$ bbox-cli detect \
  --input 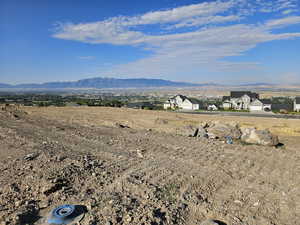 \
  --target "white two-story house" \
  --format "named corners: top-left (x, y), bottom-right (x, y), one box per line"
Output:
top-left (294, 97), bottom-right (300, 112)
top-left (222, 91), bottom-right (259, 110)
top-left (164, 95), bottom-right (202, 110)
